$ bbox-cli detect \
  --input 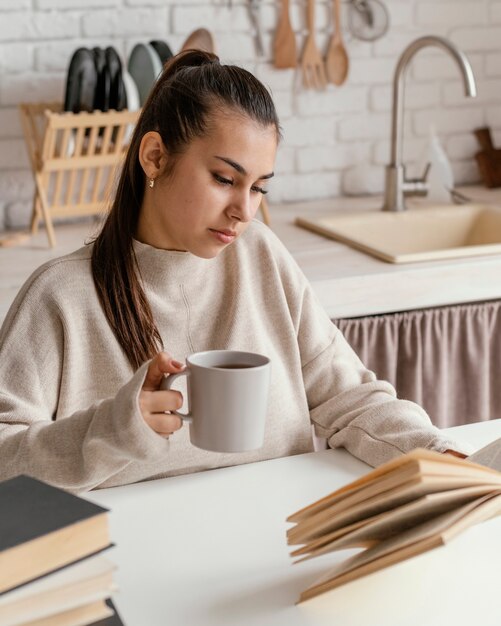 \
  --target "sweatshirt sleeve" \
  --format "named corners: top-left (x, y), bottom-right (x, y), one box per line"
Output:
top-left (261, 224), bottom-right (473, 467)
top-left (0, 274), bottom-right (168, 493)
